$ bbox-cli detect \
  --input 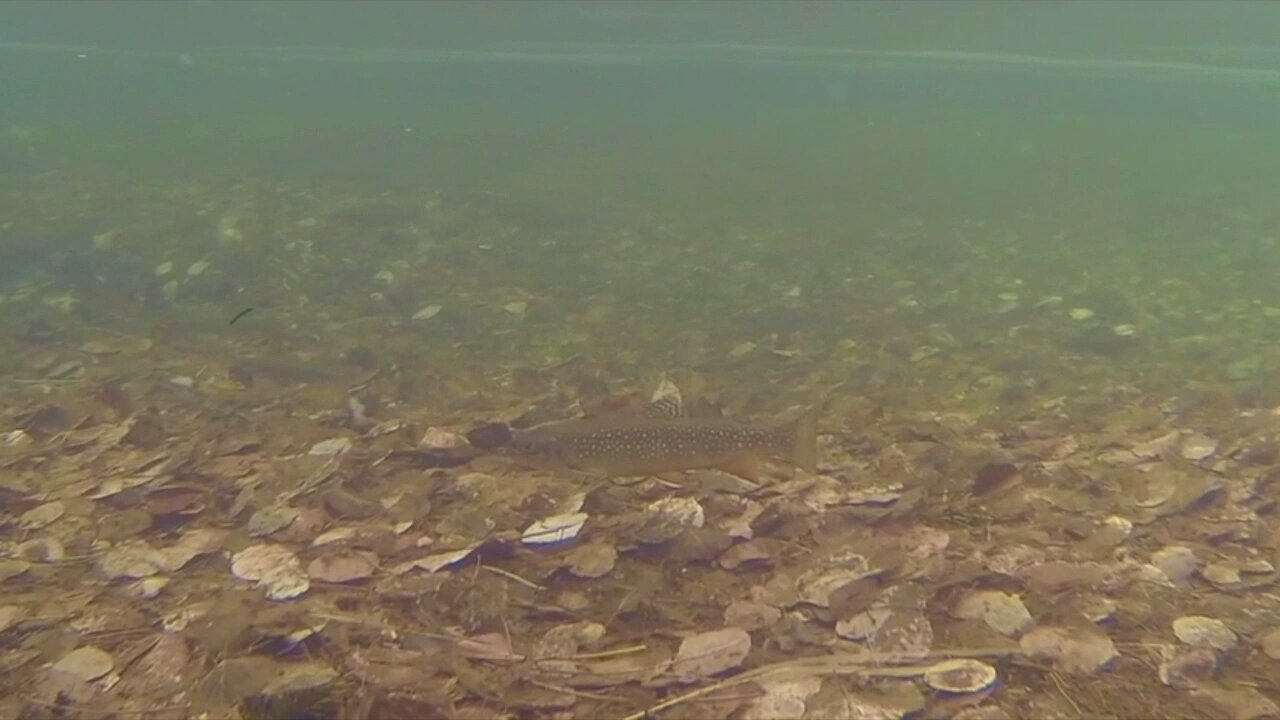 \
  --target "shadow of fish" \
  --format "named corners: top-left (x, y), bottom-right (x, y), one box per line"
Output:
top-left (498, 399), bottom-right (819, 482)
